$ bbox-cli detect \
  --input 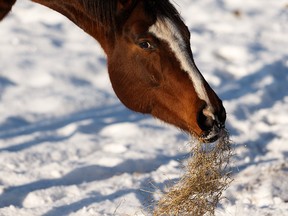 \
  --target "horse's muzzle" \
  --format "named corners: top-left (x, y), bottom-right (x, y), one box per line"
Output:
top-left (200, 122), bottom-right (225, 143)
